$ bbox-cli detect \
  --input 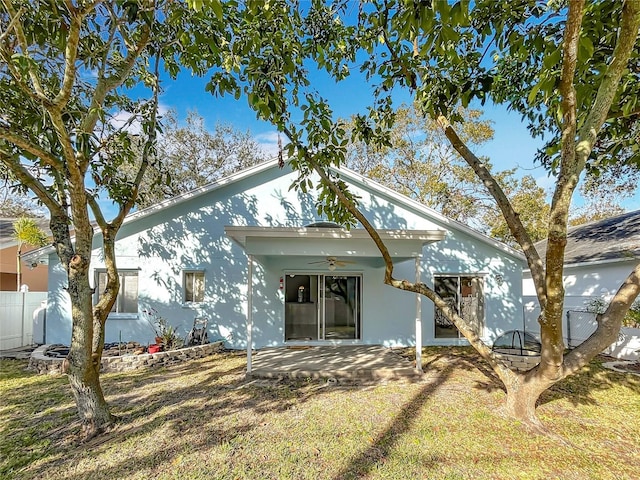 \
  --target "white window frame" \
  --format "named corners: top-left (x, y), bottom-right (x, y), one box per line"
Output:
top-left (94, 269), bottom-right (139, 316)
top-left (183, 270), bottom-right (205, 304)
